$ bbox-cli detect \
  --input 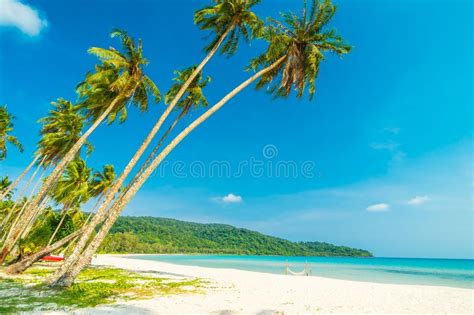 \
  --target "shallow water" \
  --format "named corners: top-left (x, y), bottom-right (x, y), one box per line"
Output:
top-left (128, 254), bottom-right (474, 289)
